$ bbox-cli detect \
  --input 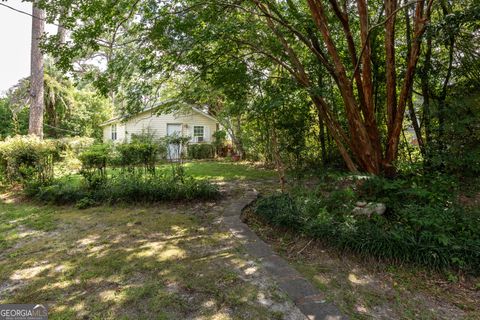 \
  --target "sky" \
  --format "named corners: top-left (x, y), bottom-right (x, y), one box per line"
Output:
top-left (0, 1), bottom-right (55, 95)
